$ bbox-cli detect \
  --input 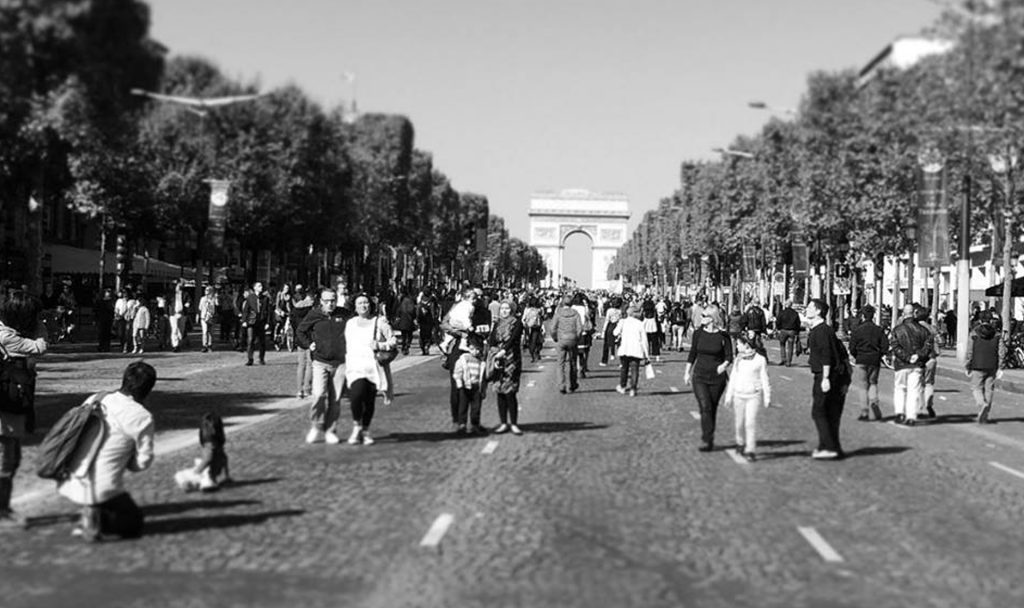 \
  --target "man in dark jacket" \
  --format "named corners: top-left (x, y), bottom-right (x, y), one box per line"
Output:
top-left (94, 288), bottom-right (115, 353)
top-left (775, 300), bottom-right (802, 367)
top-left (743, 301), bottom-right (767, 343)
top-left (296, 288), bottom-right (352, 444)
top-left (889, 303), bottom-right (933, 426)
top-left (241, 281), bottom-right (272, 366)
top-left (849, 304), bottom-right (889, 421)
top-left (805, 298), bottom-right (850, 459)
top-left (551, 295), bottom-right (582, 393)
top-left (966, 311), bottom-right (1006, 424)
